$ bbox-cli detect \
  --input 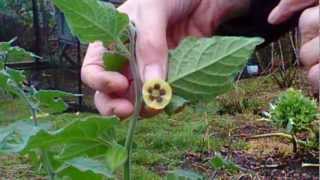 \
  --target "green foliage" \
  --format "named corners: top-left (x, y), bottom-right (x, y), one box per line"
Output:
top-left (35, 90), bottom-right (74, 114)
top-left (0, 121), bottom-right (51, 154)
top-left (105, 143), bottom-right (128, 172)
top-left (270, 88), bottom-right (318, 133)
top-left (210, 154), bottom-right (239, 174)
top-left (0, 40), bottom-right (39, 62)
top-left (168, 37), bottom-right (263, 101)
top-left (53, 0), bottom-right (129, 46)
top-left (165, 95), bottom-right (189, 115)
top-left (59, 157), bottom-right (113, 178)
top-left (103, 53), bottom-right (128, 71)
top-left (25, 116), bottom-right (119, 158)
